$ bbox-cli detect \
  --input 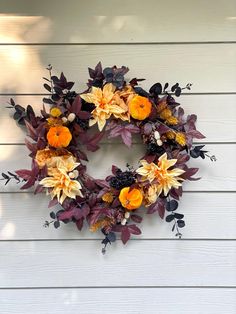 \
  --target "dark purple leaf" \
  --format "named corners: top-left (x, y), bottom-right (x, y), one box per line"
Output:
top-left (166, 214), bottom-right (175, 222)
top-left (166, 200), bottom-right (178, 212)
top-left (43, 83), bottom-right (51, 92)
